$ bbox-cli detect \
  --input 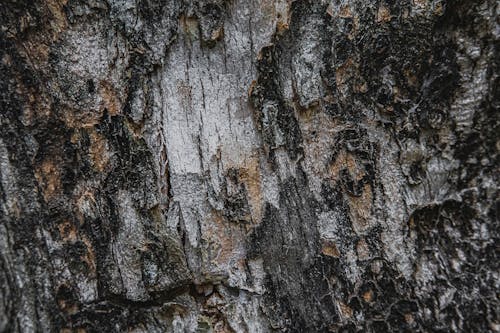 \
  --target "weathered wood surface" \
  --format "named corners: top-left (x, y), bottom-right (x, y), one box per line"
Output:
top-left (0, 0), bottom-right (498, 332)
